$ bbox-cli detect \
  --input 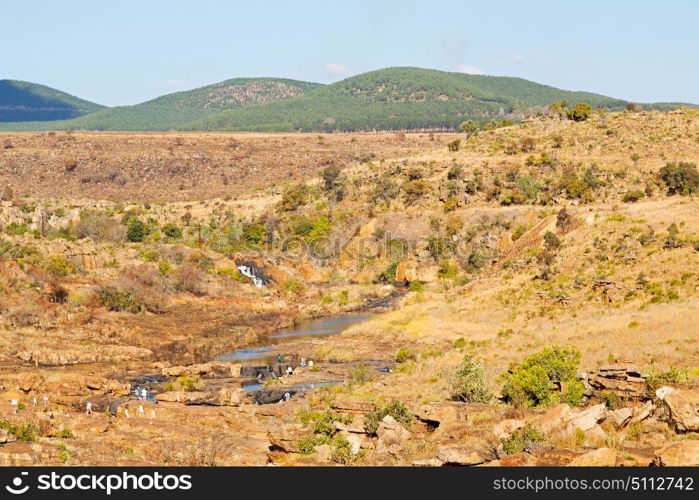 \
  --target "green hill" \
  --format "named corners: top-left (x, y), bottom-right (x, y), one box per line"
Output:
top-left (2, 68), bottom-right (695, 132)
top-left (182, 67), bottom-right (632, 132)
top-left (0, 80), bottom-right (104, 122)
top-left (0, 78), bottom-right (321, 131)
